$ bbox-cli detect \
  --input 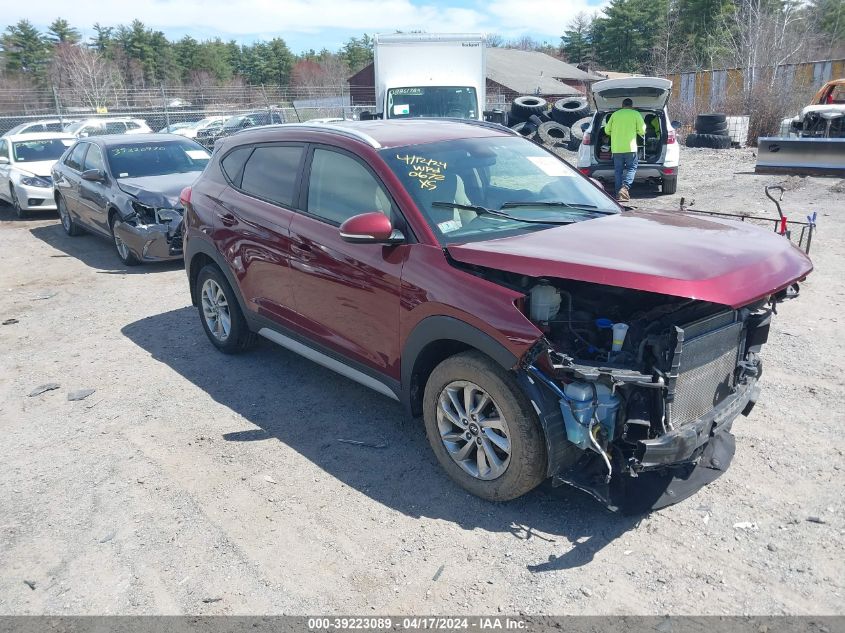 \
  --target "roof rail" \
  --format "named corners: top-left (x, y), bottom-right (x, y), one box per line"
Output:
top-left (233, 122), bottom-right (382, 148)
